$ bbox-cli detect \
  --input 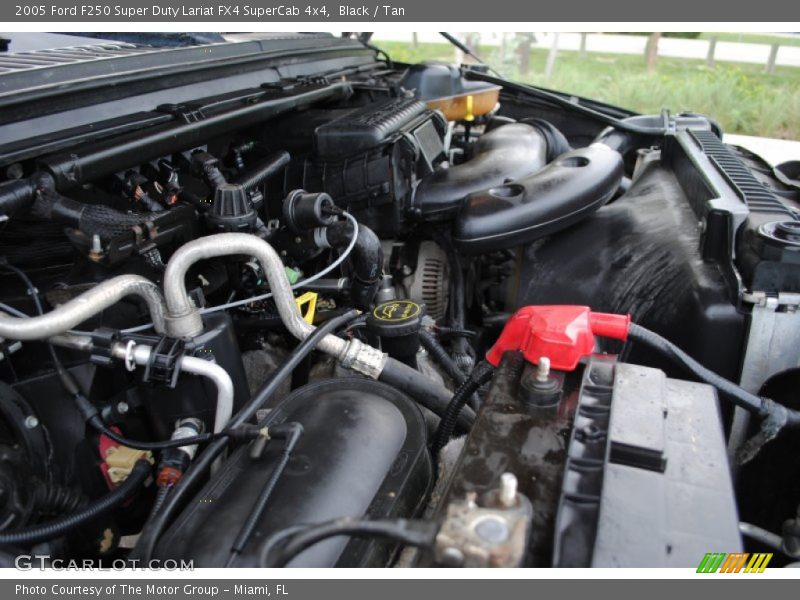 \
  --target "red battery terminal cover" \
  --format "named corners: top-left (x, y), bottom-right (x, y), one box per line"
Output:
top-left (486, 305), bottom-right (631, 371)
